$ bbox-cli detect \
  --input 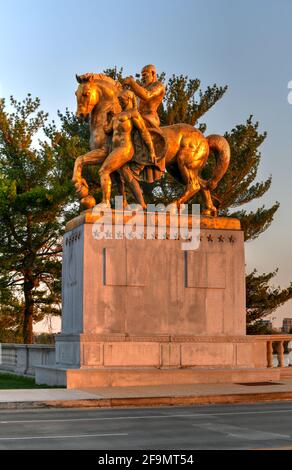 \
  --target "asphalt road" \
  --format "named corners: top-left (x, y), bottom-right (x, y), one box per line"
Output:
top-left (0, 402), bottom-right (292, 450)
